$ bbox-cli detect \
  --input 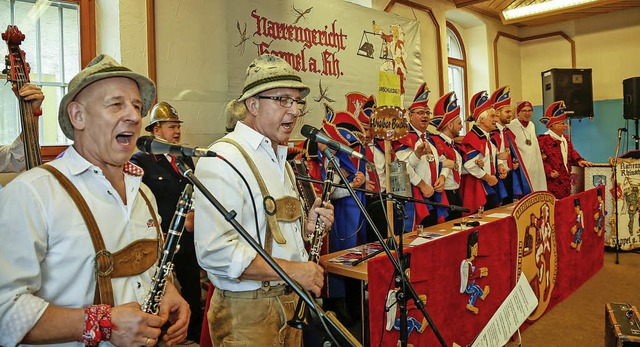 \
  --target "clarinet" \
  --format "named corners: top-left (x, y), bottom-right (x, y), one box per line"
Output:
top-left (288, 164), bottom-right (334, 329)
top-left (141, 184), bottom-right (193, 315)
